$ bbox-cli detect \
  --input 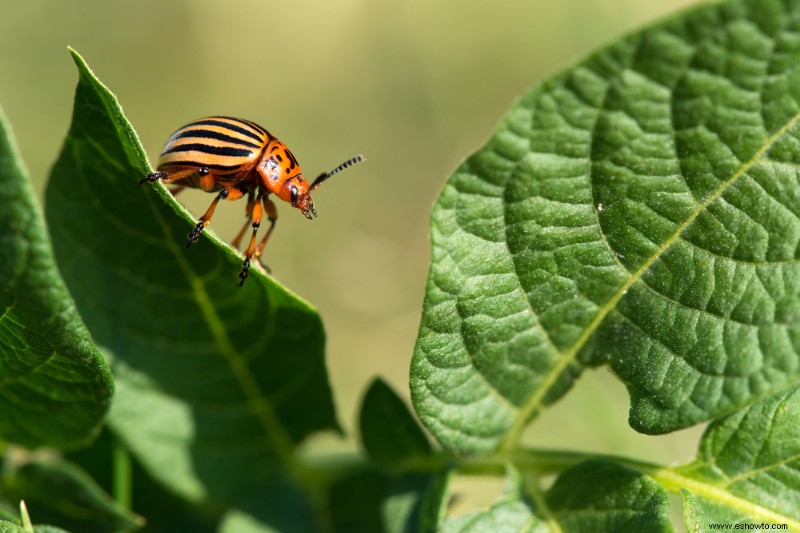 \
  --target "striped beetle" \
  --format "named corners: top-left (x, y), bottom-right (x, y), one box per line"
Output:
top-left (140, 116), bottom-right (364, 285)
